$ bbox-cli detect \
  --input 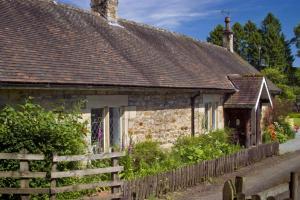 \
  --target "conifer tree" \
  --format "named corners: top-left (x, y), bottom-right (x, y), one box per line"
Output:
top-left (232, 23), bottom-right (246, 59)
top-left (294, 24), bottom-right (300, 57)
top-left (261, 13), bottom-right (287, 71)
top-left (207, 24), bottom-right (223, 46)
top-left (244, 21), bottom-right (263, 68)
